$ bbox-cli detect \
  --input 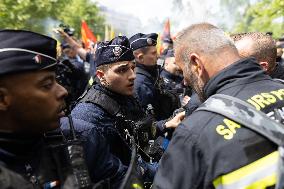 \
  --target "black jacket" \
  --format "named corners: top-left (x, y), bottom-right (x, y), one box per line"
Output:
top-left (153, 58), bottom-right (284, 189)
top-left (271, 62), bottom-right (284, 80)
